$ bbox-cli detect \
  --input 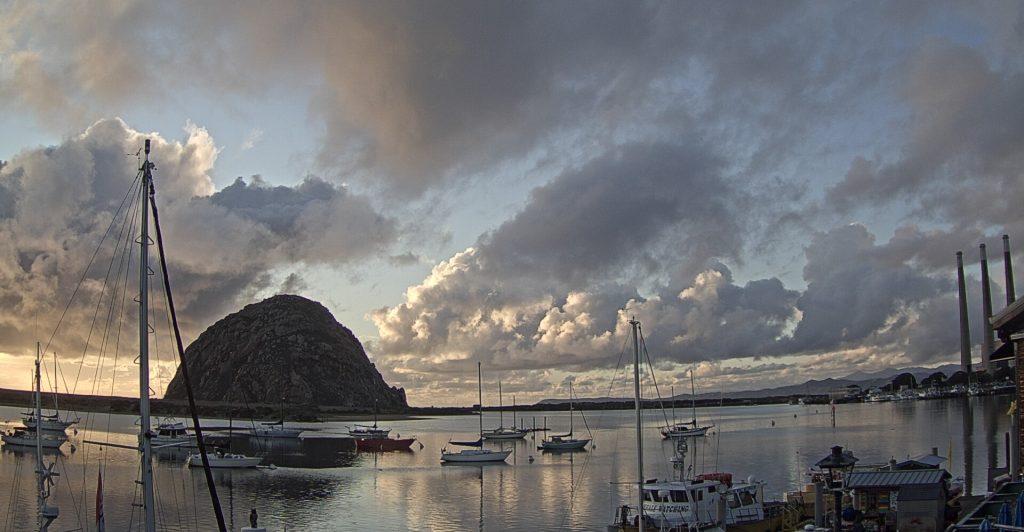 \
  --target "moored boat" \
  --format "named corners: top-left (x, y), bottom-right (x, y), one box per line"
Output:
top-left (539, 381), bottom-right (590, 451)
top-left (2, 428), bottom-right (67, 449)
top-left (441, 362), bottom-right (513, 464)
top-left (186, 450), bottom-right (261, 468)
top-left (356, 437), bottom-right (417, 452)
top-left (250, 420), bottom-right (303, 438)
